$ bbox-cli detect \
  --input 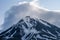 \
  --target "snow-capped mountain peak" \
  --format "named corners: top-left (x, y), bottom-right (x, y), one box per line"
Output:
top-left (0, 16), bottom-right (60, 40)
